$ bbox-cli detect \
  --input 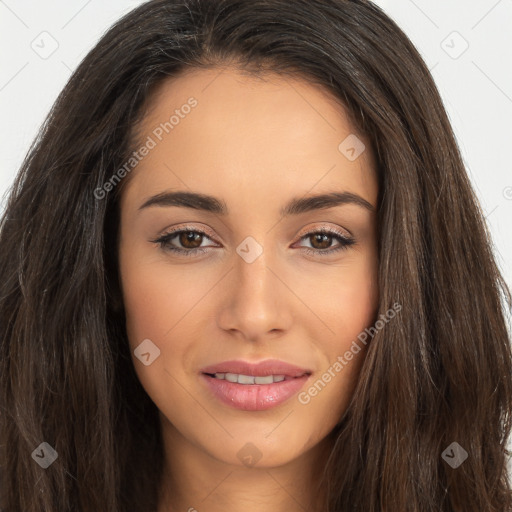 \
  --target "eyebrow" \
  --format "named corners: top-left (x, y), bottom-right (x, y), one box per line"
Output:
top-left (138, 190), bottom-right (375, 215)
